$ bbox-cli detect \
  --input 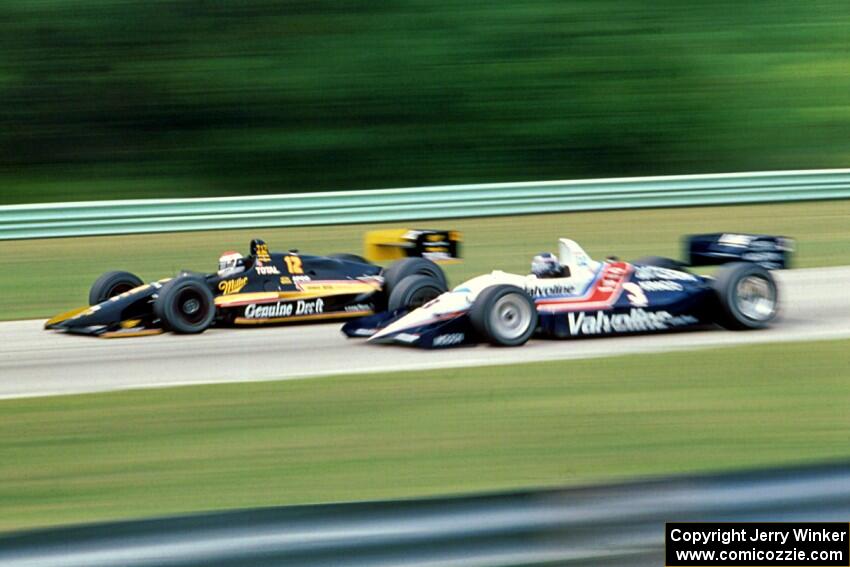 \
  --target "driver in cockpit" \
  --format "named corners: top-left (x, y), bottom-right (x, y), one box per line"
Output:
top-left (217, 251), bottom-right (246, 278)
top-left (530, 252), bottom-right (570, 279)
